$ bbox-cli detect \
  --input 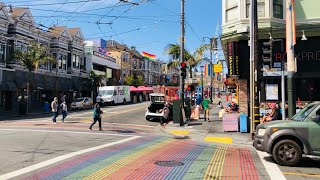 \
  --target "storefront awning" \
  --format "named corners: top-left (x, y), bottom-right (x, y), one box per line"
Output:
top-left (137, 86), bottom-right (154, 92)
